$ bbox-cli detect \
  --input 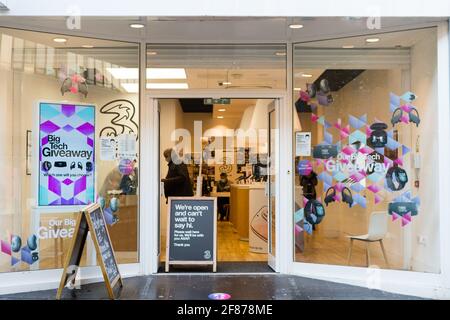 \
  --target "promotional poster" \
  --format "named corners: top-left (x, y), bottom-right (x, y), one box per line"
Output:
top-left (39, 102), bottom-right (95, 206)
